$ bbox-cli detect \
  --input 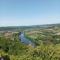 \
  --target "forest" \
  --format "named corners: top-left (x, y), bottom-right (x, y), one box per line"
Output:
top-left (0, 24), bottom-right (60, 60)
